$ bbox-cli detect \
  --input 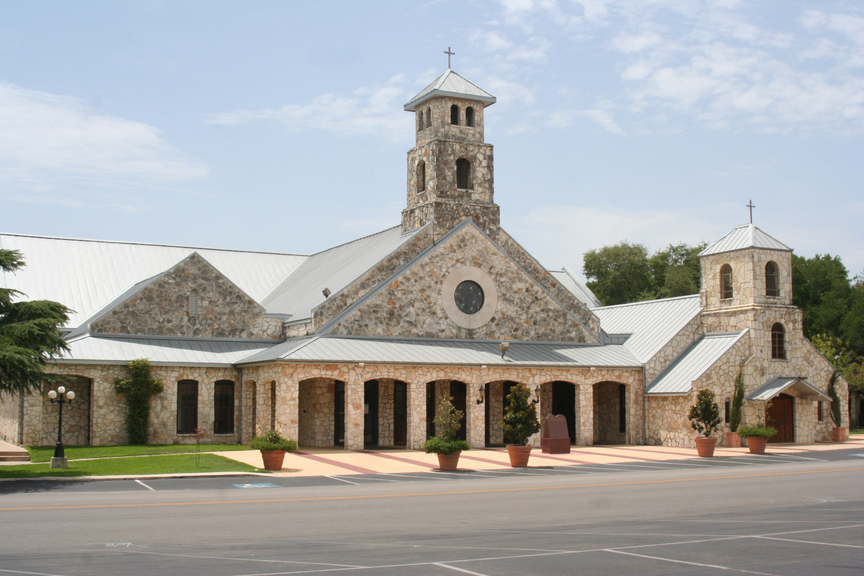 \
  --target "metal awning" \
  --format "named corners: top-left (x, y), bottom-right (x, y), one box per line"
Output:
top-left (746, 376), bottom-right (831, 402)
